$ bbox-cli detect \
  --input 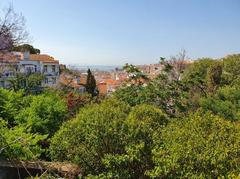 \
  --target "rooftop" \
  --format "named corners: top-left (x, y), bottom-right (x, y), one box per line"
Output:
top-left (29, 54), bottom-right (59, 64)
